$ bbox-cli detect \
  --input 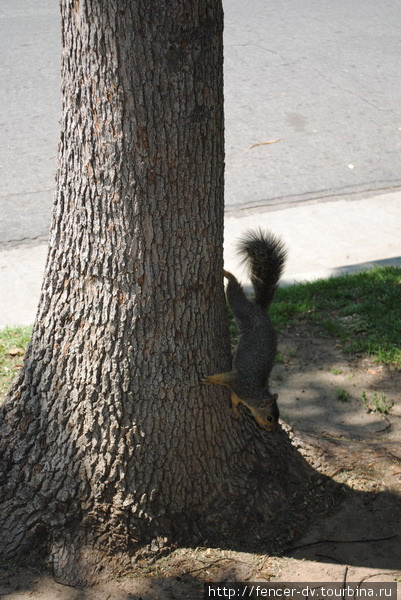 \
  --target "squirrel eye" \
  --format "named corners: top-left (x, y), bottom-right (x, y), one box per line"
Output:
top-left (266, 416), bottom-right (273, 422)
